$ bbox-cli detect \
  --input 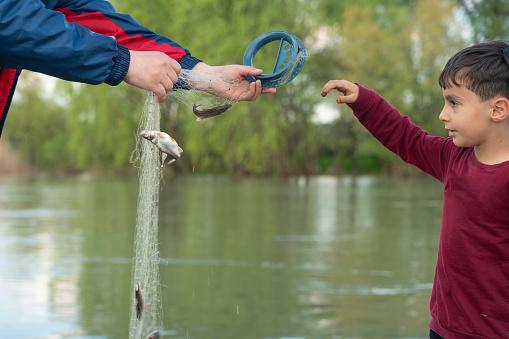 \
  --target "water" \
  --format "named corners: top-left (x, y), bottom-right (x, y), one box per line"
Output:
top-left (0, 174), bottom-right (443, 339)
